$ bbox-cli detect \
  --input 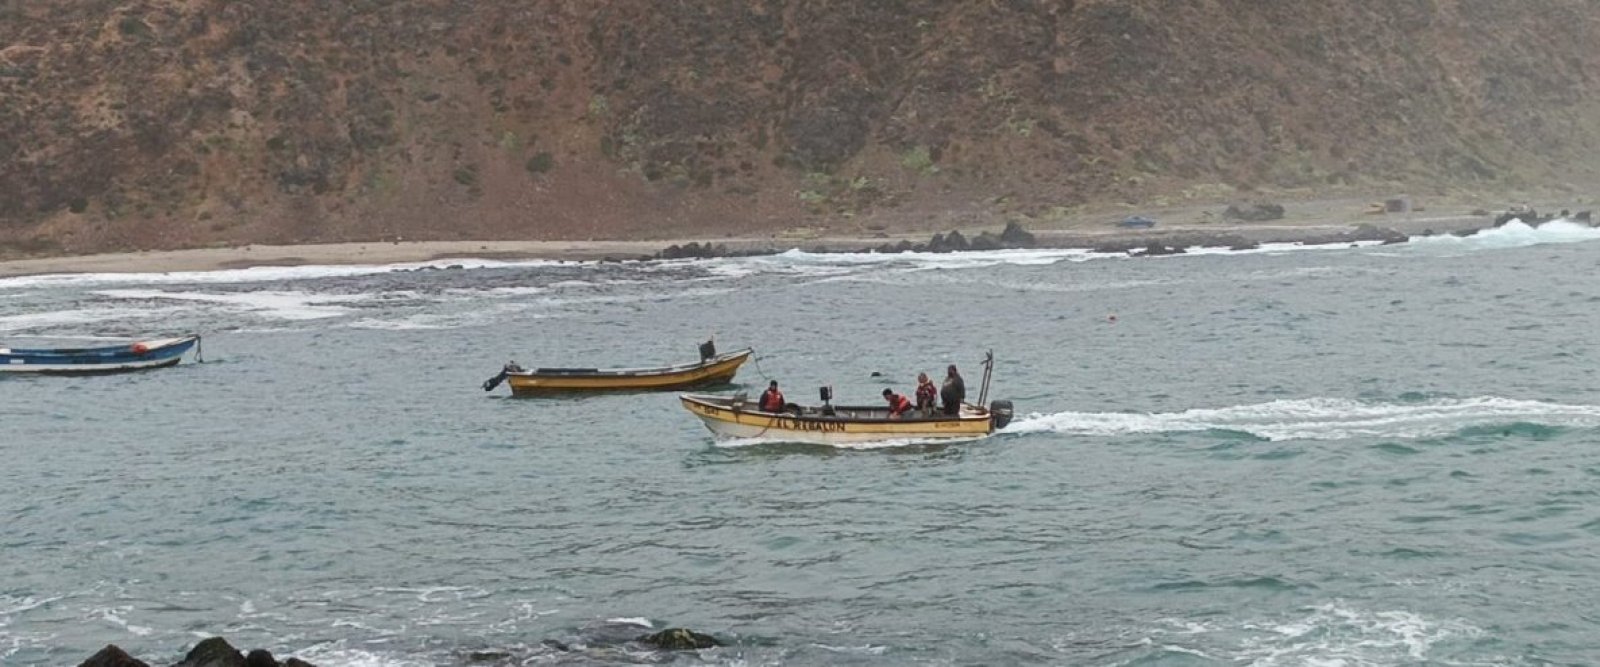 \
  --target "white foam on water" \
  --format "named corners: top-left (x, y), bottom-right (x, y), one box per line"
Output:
top-left (813, 643), bottom-right (889, 655)
top-left (487, 602), bottom-right (561, 631)
top-left (606, 617), bottom-right (654, 628)
top-left (1006, 396), bottom-right (1600, 441)
top-left (0, 594), bottom-right (63, 618)
top-left (1130, 603), bottom-right (1490, 666)
top-left (0, 306), bottom-right (179, 333)
top-left (290, 641), bottom-right (434, 667)
top-left (370, 585), bottom-right (490, 604)
top-left (1189, 240), bottom-right (1388, 256)
top-left (90, 606), bottom-right (153, 636)
top-left (468, 286), bottom-right (546, 297)
top-left (0, 258), bottom-right (569, 289)
top-left (765, 247), bottom-right (1104, 269)
top-left (533, 286), bottom-right (735, 308)
top-left (1405, 219), bottom-right (1600, 252)
top-left (95, 289), bottom-right (373, 321)
top-left (1231, 603), bottom-right (1484, 666)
